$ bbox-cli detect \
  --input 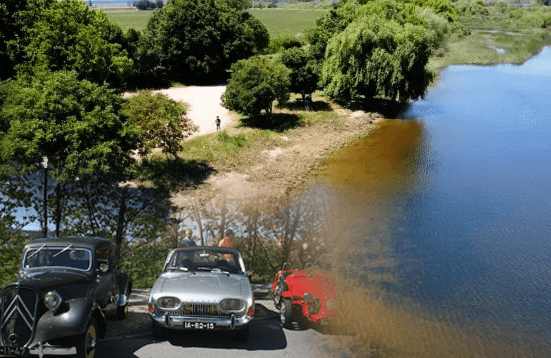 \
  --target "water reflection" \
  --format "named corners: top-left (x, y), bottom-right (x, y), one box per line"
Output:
top-left (314, 48), bottom-right (551, 355)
